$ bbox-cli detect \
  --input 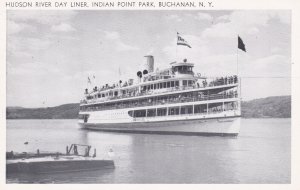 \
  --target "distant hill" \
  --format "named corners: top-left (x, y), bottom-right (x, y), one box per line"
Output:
top-left (6, 96), bottom-right (291, 119)
top-left (241, 96), bottom-right (291, 118)
top-left (6, 103), bottom-right (80, 119)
